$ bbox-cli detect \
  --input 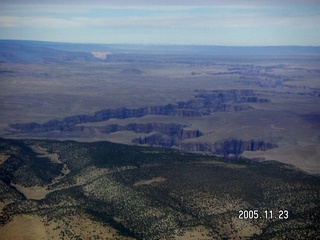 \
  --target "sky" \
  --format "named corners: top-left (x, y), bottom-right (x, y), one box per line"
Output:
top-left (0, 0), bottom-right (320, 46)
